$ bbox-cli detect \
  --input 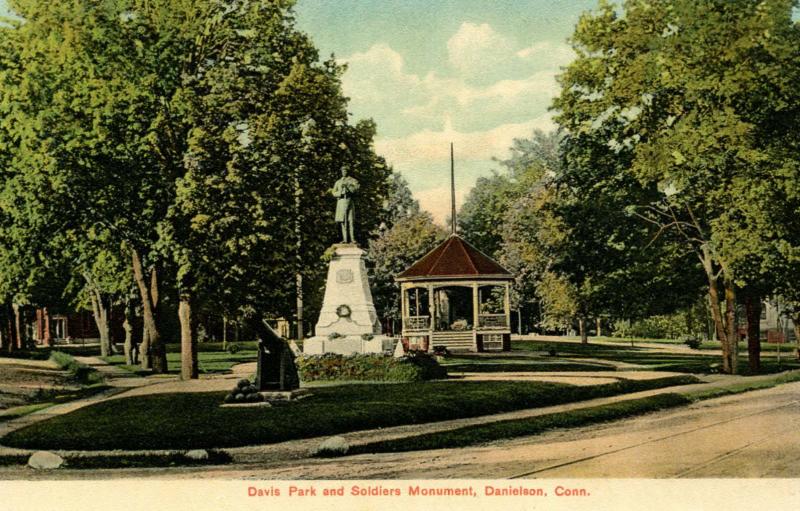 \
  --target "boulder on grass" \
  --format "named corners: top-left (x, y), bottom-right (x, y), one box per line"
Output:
top-left (312, 436), bottom-right (349, 457)
top-left (28, 451), bottom-right (64, 470)
top-left (185, 449), bottom-right (209, 461)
